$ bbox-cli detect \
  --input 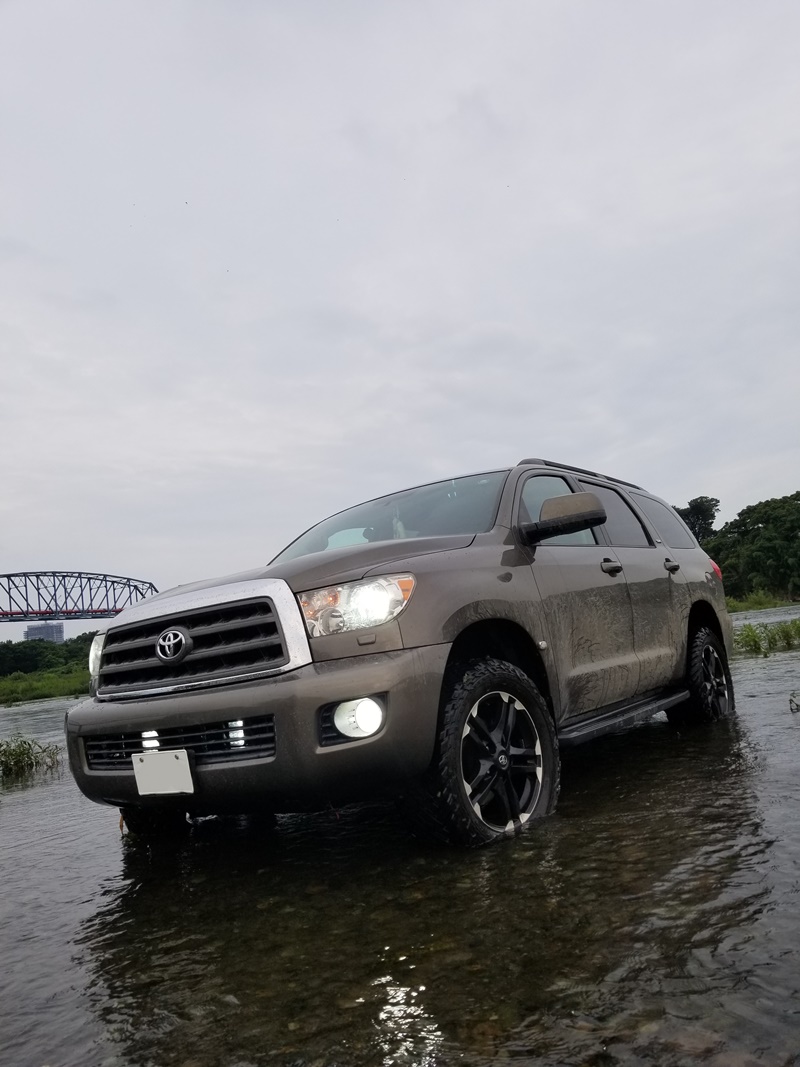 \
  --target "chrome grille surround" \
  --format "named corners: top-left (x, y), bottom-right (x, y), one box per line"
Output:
top-left (96, 578), bottom-right (311, 700)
